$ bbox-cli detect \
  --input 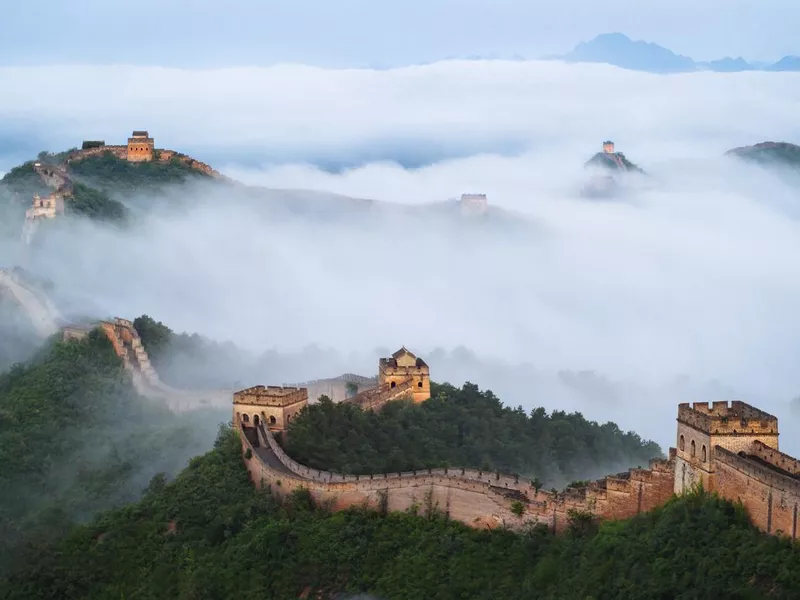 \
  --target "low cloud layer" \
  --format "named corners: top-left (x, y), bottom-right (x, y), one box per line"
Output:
top-left (2, 60), bottom-right (800, 451)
